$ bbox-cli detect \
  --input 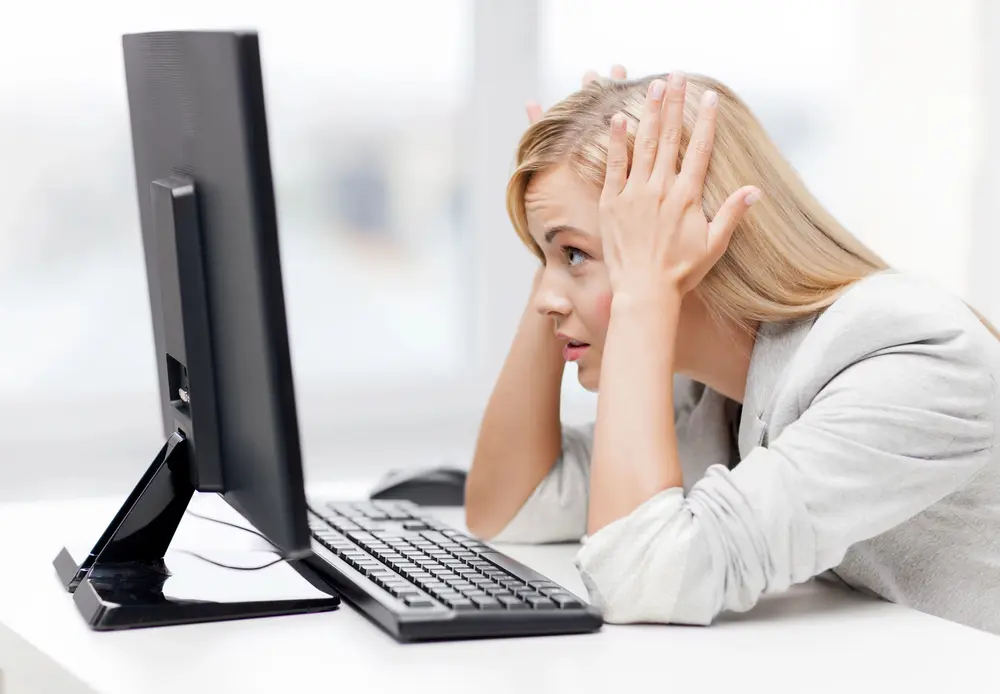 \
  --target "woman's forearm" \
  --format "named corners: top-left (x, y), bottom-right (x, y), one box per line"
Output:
top-left (465, 302), bottom-right (566, 539)
top-left (588, 290), bottom-right (685, 535)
